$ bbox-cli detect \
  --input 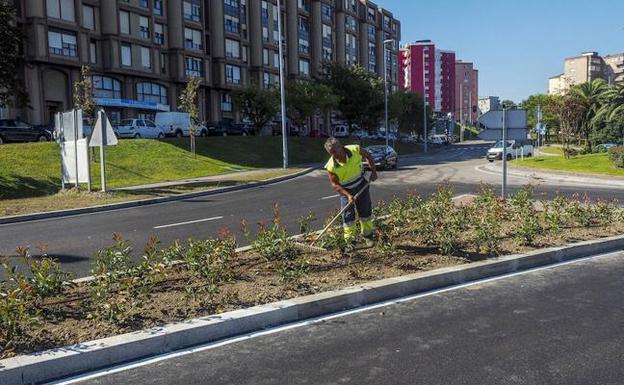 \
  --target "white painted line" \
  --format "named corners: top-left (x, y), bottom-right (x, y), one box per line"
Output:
top-left (321, 194), bottom-right (340, 200)
top-left (153, 216), bottom-right (223, 229)
top-left (48, 250), bottom-right (620, 385)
